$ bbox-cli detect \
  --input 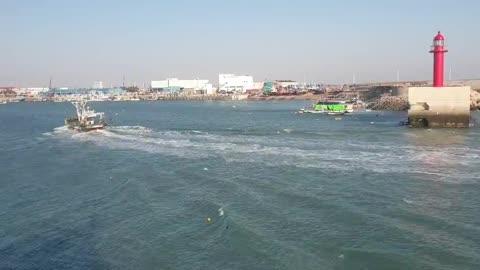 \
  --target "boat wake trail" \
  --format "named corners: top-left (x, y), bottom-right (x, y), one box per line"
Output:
top-left (42, 126), bottom-right (72, 137)
top-left (44, 125), bottom-right (480, 183)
